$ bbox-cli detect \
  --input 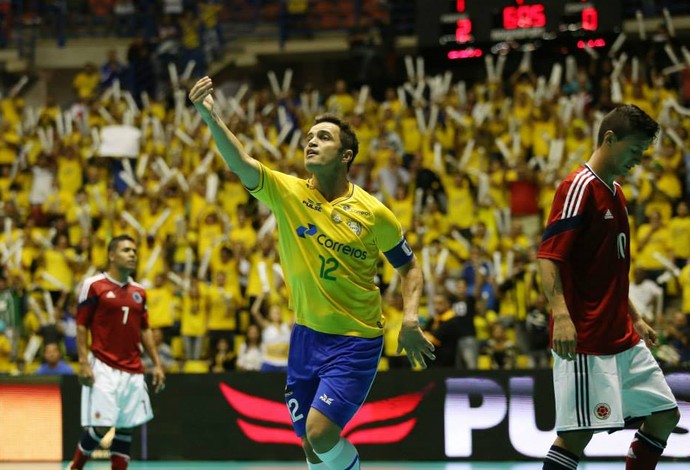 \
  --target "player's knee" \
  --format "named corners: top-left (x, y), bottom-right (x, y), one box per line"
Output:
top-left (305, 425), bottom-right (329, 450)
top-left (654, 407), bottom-right (681, 429)
top-left (305, 420), bottom-right (340, 453)
top-left (556, 431), bottom-right (593, 455)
